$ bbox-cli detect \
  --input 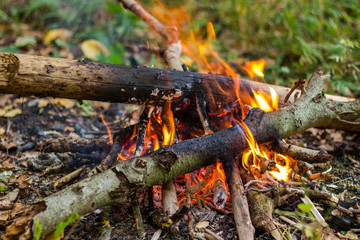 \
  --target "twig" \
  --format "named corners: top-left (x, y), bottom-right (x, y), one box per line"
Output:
top-left (223, 159), bottom-right (255, 240)
top-left (284, 79), bottom-right (306, 103)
